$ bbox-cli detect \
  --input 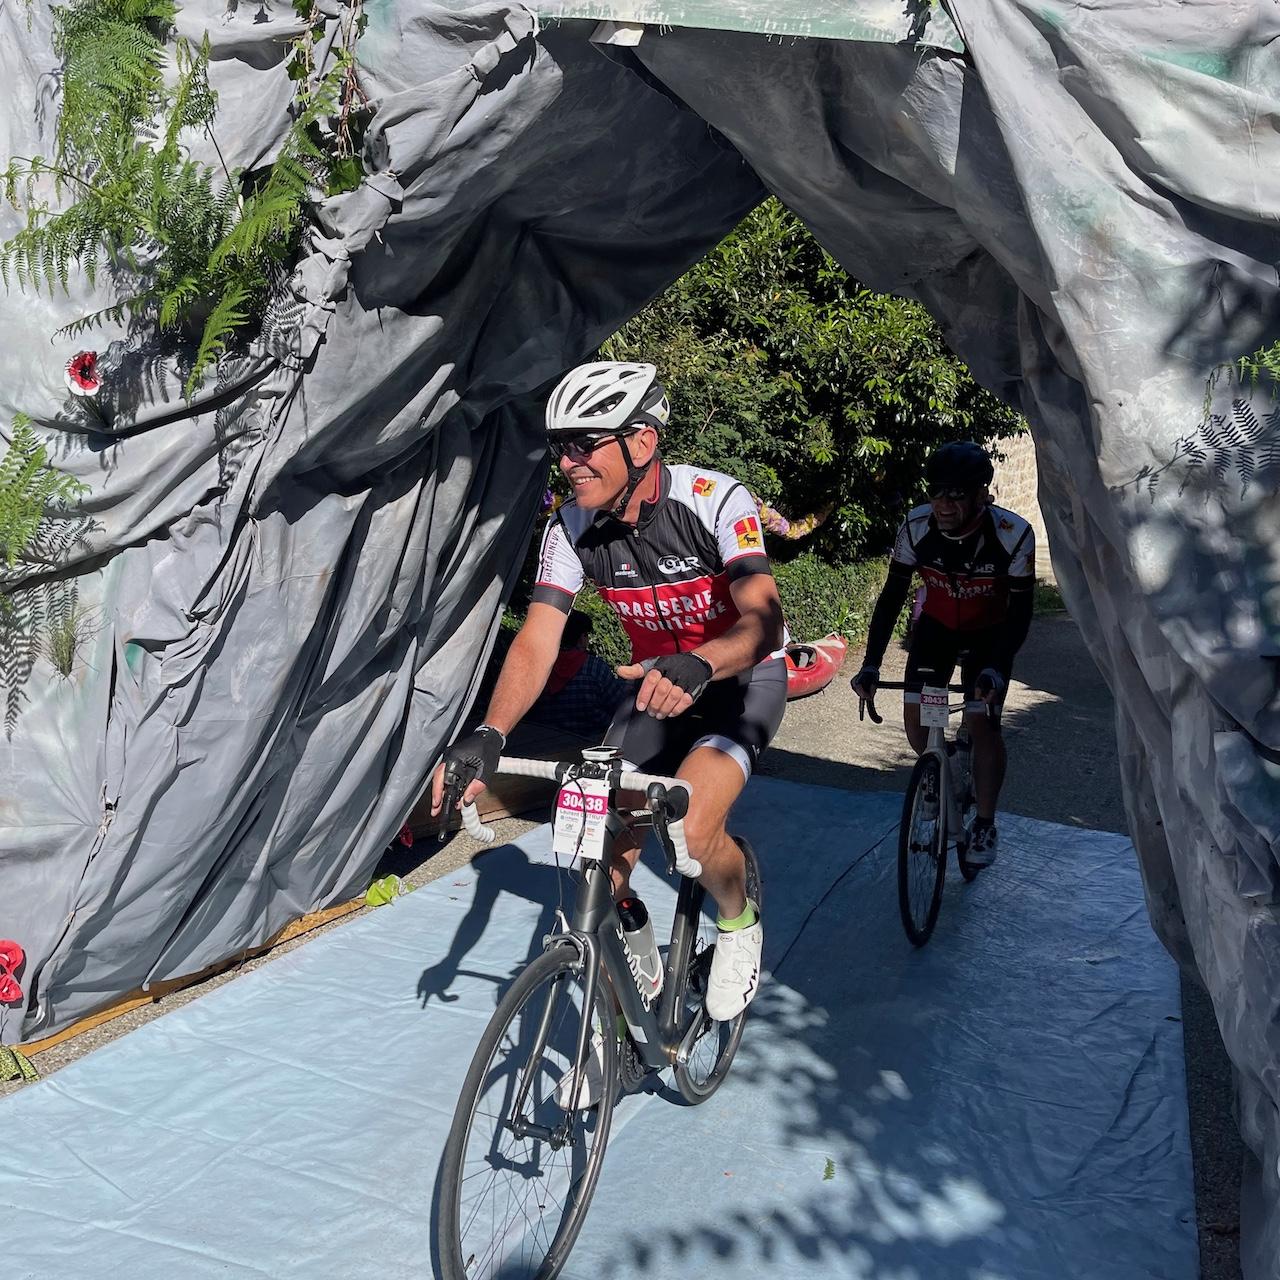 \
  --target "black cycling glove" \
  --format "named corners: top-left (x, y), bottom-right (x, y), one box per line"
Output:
top-left (442, 725), bottom-right (506, 794)
top-left (850, 665), bottom-right (880, 699)
top-left (642, 652), bottom-right (714, 702)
